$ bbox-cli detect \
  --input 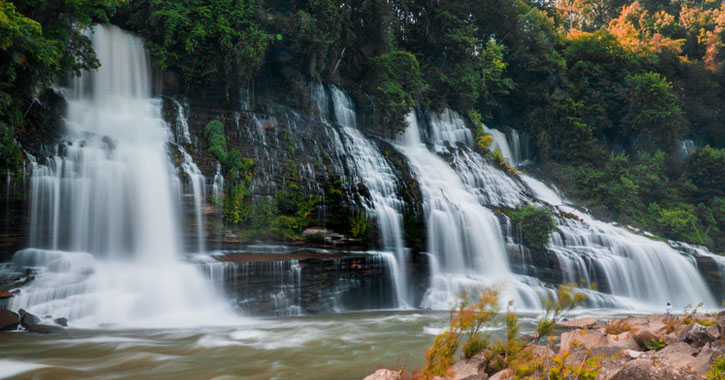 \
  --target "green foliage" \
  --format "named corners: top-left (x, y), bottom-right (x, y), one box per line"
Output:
top-left (652, 205), bottom-right (704, 244)
top-left (687, 146), bottom-right (725, 203)
top-left (348, 214), bottom-right (369, 239)
top-left (508, 205), bottom-right (555, 249)
top-left (127, 0), bottom-right (271, 96)
top-left (0, 0), bottom-right (122, 170)
top-left (707, 355), bottom-right (725, 380)
top-left (372, 51), bottom-right (427, 132)
top-left (644, 337), bottom-right (667, 351)
top-left (622, 72), bottom-right (687, 152)
top-left (561, 153), bottom-right (639, 218)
